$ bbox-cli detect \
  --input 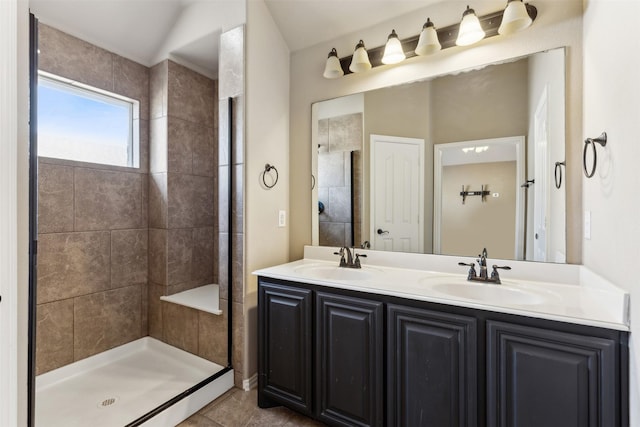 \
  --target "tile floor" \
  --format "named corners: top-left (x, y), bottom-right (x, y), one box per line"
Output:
top-left (178, 388), bottom-right (326, 427)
